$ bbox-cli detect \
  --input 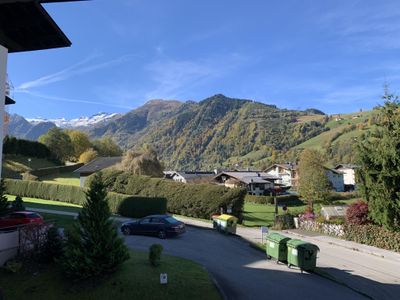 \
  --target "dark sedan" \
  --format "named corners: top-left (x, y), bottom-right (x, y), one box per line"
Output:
top-left (121, 215), bottom-right (186, 239)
